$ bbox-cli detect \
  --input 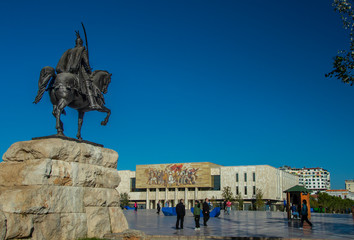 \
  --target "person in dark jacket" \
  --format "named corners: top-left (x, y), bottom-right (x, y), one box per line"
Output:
top-left (157, 201), bottom-right (161, 214)
top-left (300, 199), bottom-right (312, 229)
top-left (203, 198), bottom-right (210, 226)
top-left (176, 199), bottom-right (185, 229)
